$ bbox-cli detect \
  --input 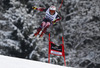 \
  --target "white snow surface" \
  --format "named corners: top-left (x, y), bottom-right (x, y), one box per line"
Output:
top-left (0, 55), bottom-right (73, 68)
